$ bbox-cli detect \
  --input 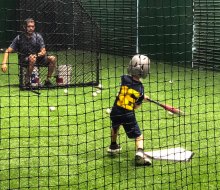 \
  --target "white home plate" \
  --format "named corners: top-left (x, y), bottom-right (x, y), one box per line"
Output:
top-left (145, 147), bottom-right (194, 161)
